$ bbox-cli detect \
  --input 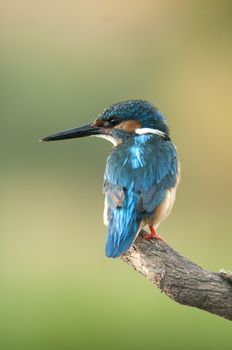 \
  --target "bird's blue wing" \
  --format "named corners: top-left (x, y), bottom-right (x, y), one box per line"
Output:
top-left (104, 135), bottom-right (178, 257)
top-left (104, 181), bottom-right (141, 257)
